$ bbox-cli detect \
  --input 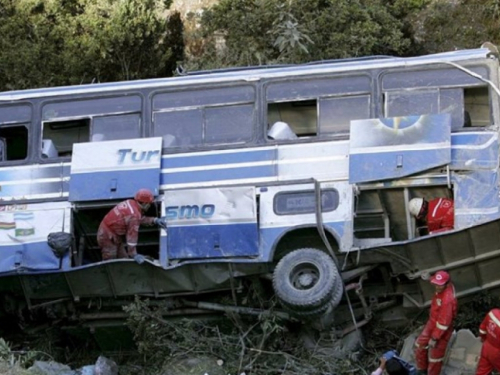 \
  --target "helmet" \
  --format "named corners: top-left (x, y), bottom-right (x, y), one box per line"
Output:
top-left (430, 270), bottom-right (450, 286)
top-left (409, 198), bottom-right (424, 217)
top-left (134, 189), bottom-right (154, 204)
